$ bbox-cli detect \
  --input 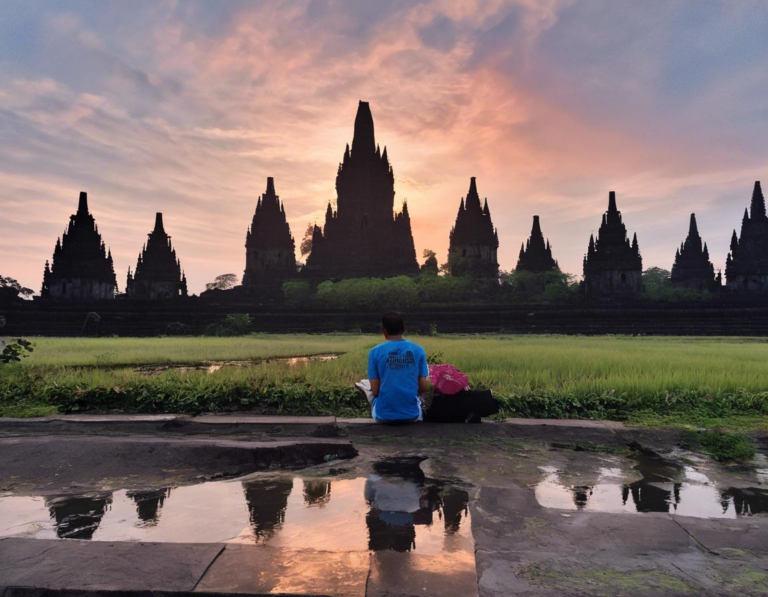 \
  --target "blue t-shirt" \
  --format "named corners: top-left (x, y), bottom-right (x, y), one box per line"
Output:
top-left (367, 339), bottom-right (428, 421)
